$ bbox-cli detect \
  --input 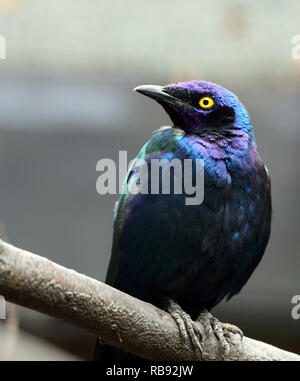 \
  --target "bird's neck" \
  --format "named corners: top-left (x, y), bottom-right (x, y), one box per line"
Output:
top-left (181, 128), bottom-right (258, 167)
